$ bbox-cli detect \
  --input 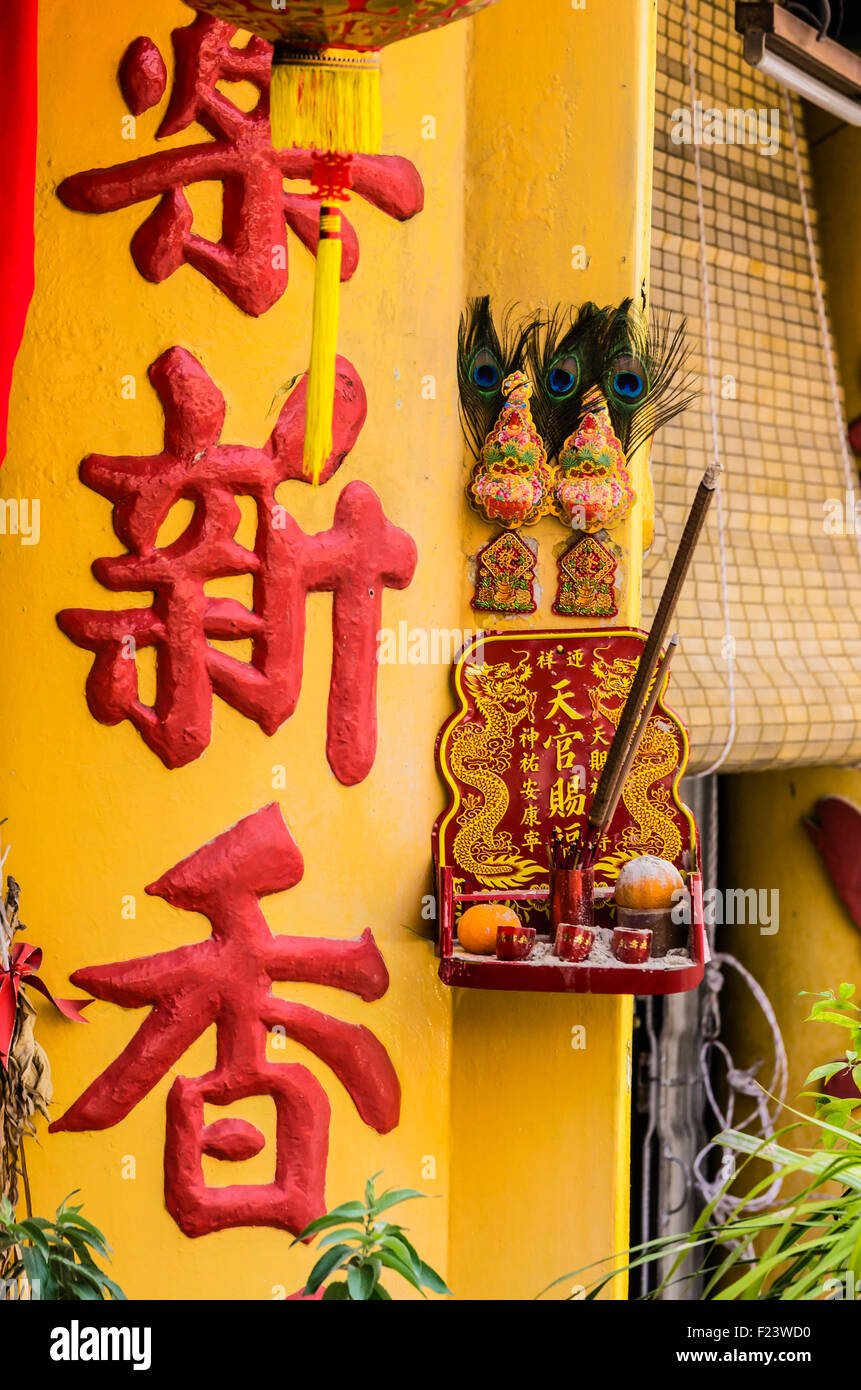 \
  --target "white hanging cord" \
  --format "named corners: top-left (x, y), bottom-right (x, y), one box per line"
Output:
top-left (785, 92), bottom-right (861, 564)
top-left (695, 951), bottom-right (789, 1222)
top-left (682, 0), bottom-right (736, 777)
top-left (706, 772), bottom-right (718, 907)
